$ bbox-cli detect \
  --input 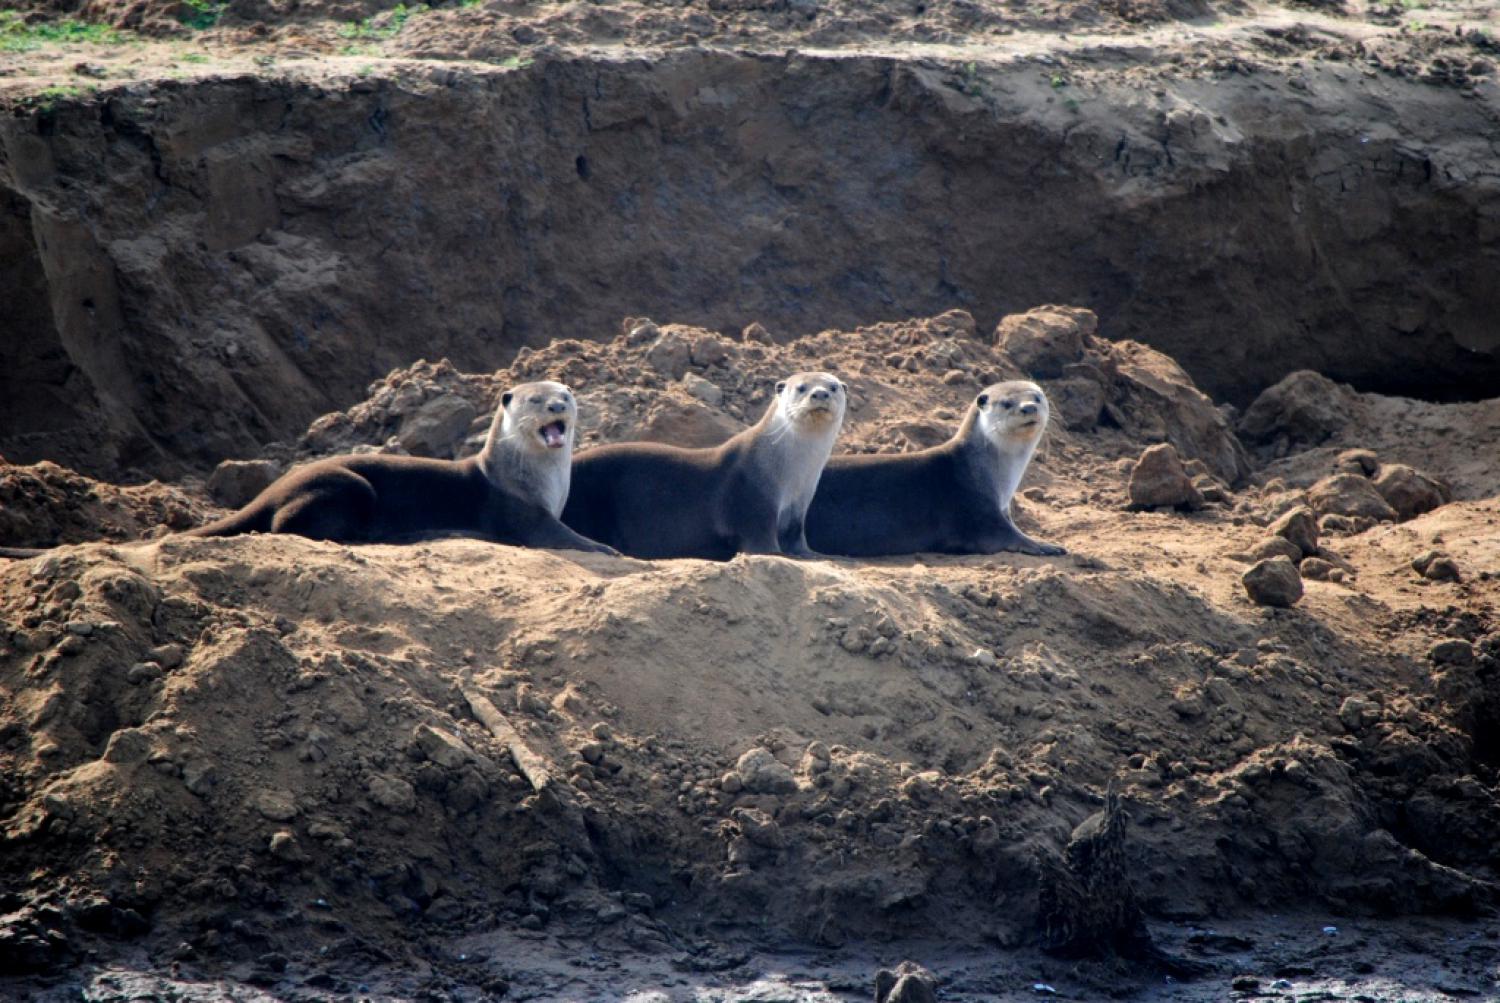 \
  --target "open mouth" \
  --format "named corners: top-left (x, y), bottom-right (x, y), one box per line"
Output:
top-left (538, 420), bottom-right (569, 449)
